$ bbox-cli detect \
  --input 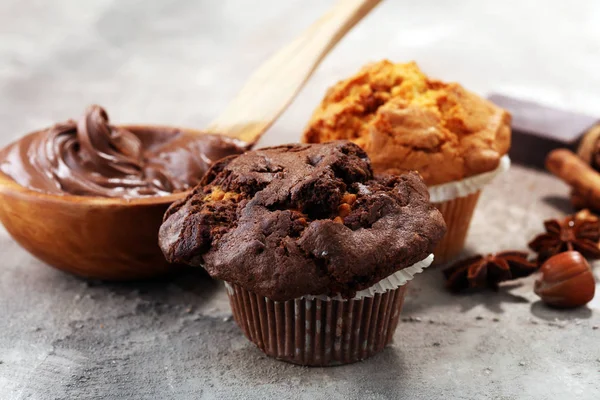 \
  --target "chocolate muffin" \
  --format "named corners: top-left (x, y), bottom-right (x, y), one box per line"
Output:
top-left (159, 140), bottom-right (446, 365)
